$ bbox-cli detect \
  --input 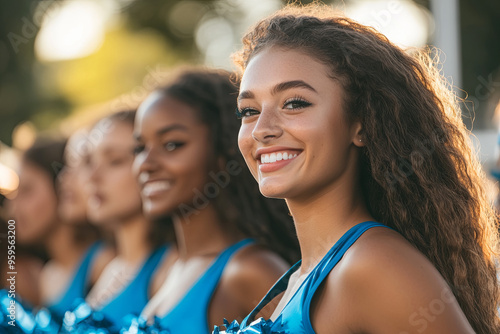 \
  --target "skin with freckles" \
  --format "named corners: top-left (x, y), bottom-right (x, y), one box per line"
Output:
top-left (237, 47), bottom-right (476, 334)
